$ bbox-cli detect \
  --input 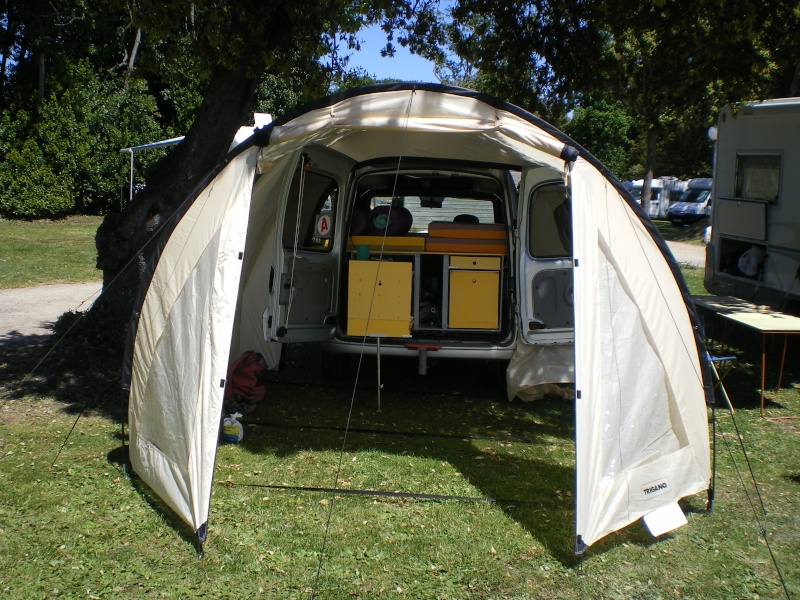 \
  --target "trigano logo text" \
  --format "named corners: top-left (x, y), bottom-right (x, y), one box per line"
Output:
top-left (641, 479), bottom-right (670, 500)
